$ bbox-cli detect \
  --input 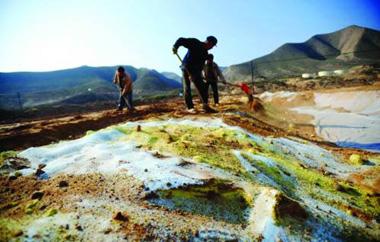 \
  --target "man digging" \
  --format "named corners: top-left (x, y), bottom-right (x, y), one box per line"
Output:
top-left (172, 36), bottom-right (218, 113)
